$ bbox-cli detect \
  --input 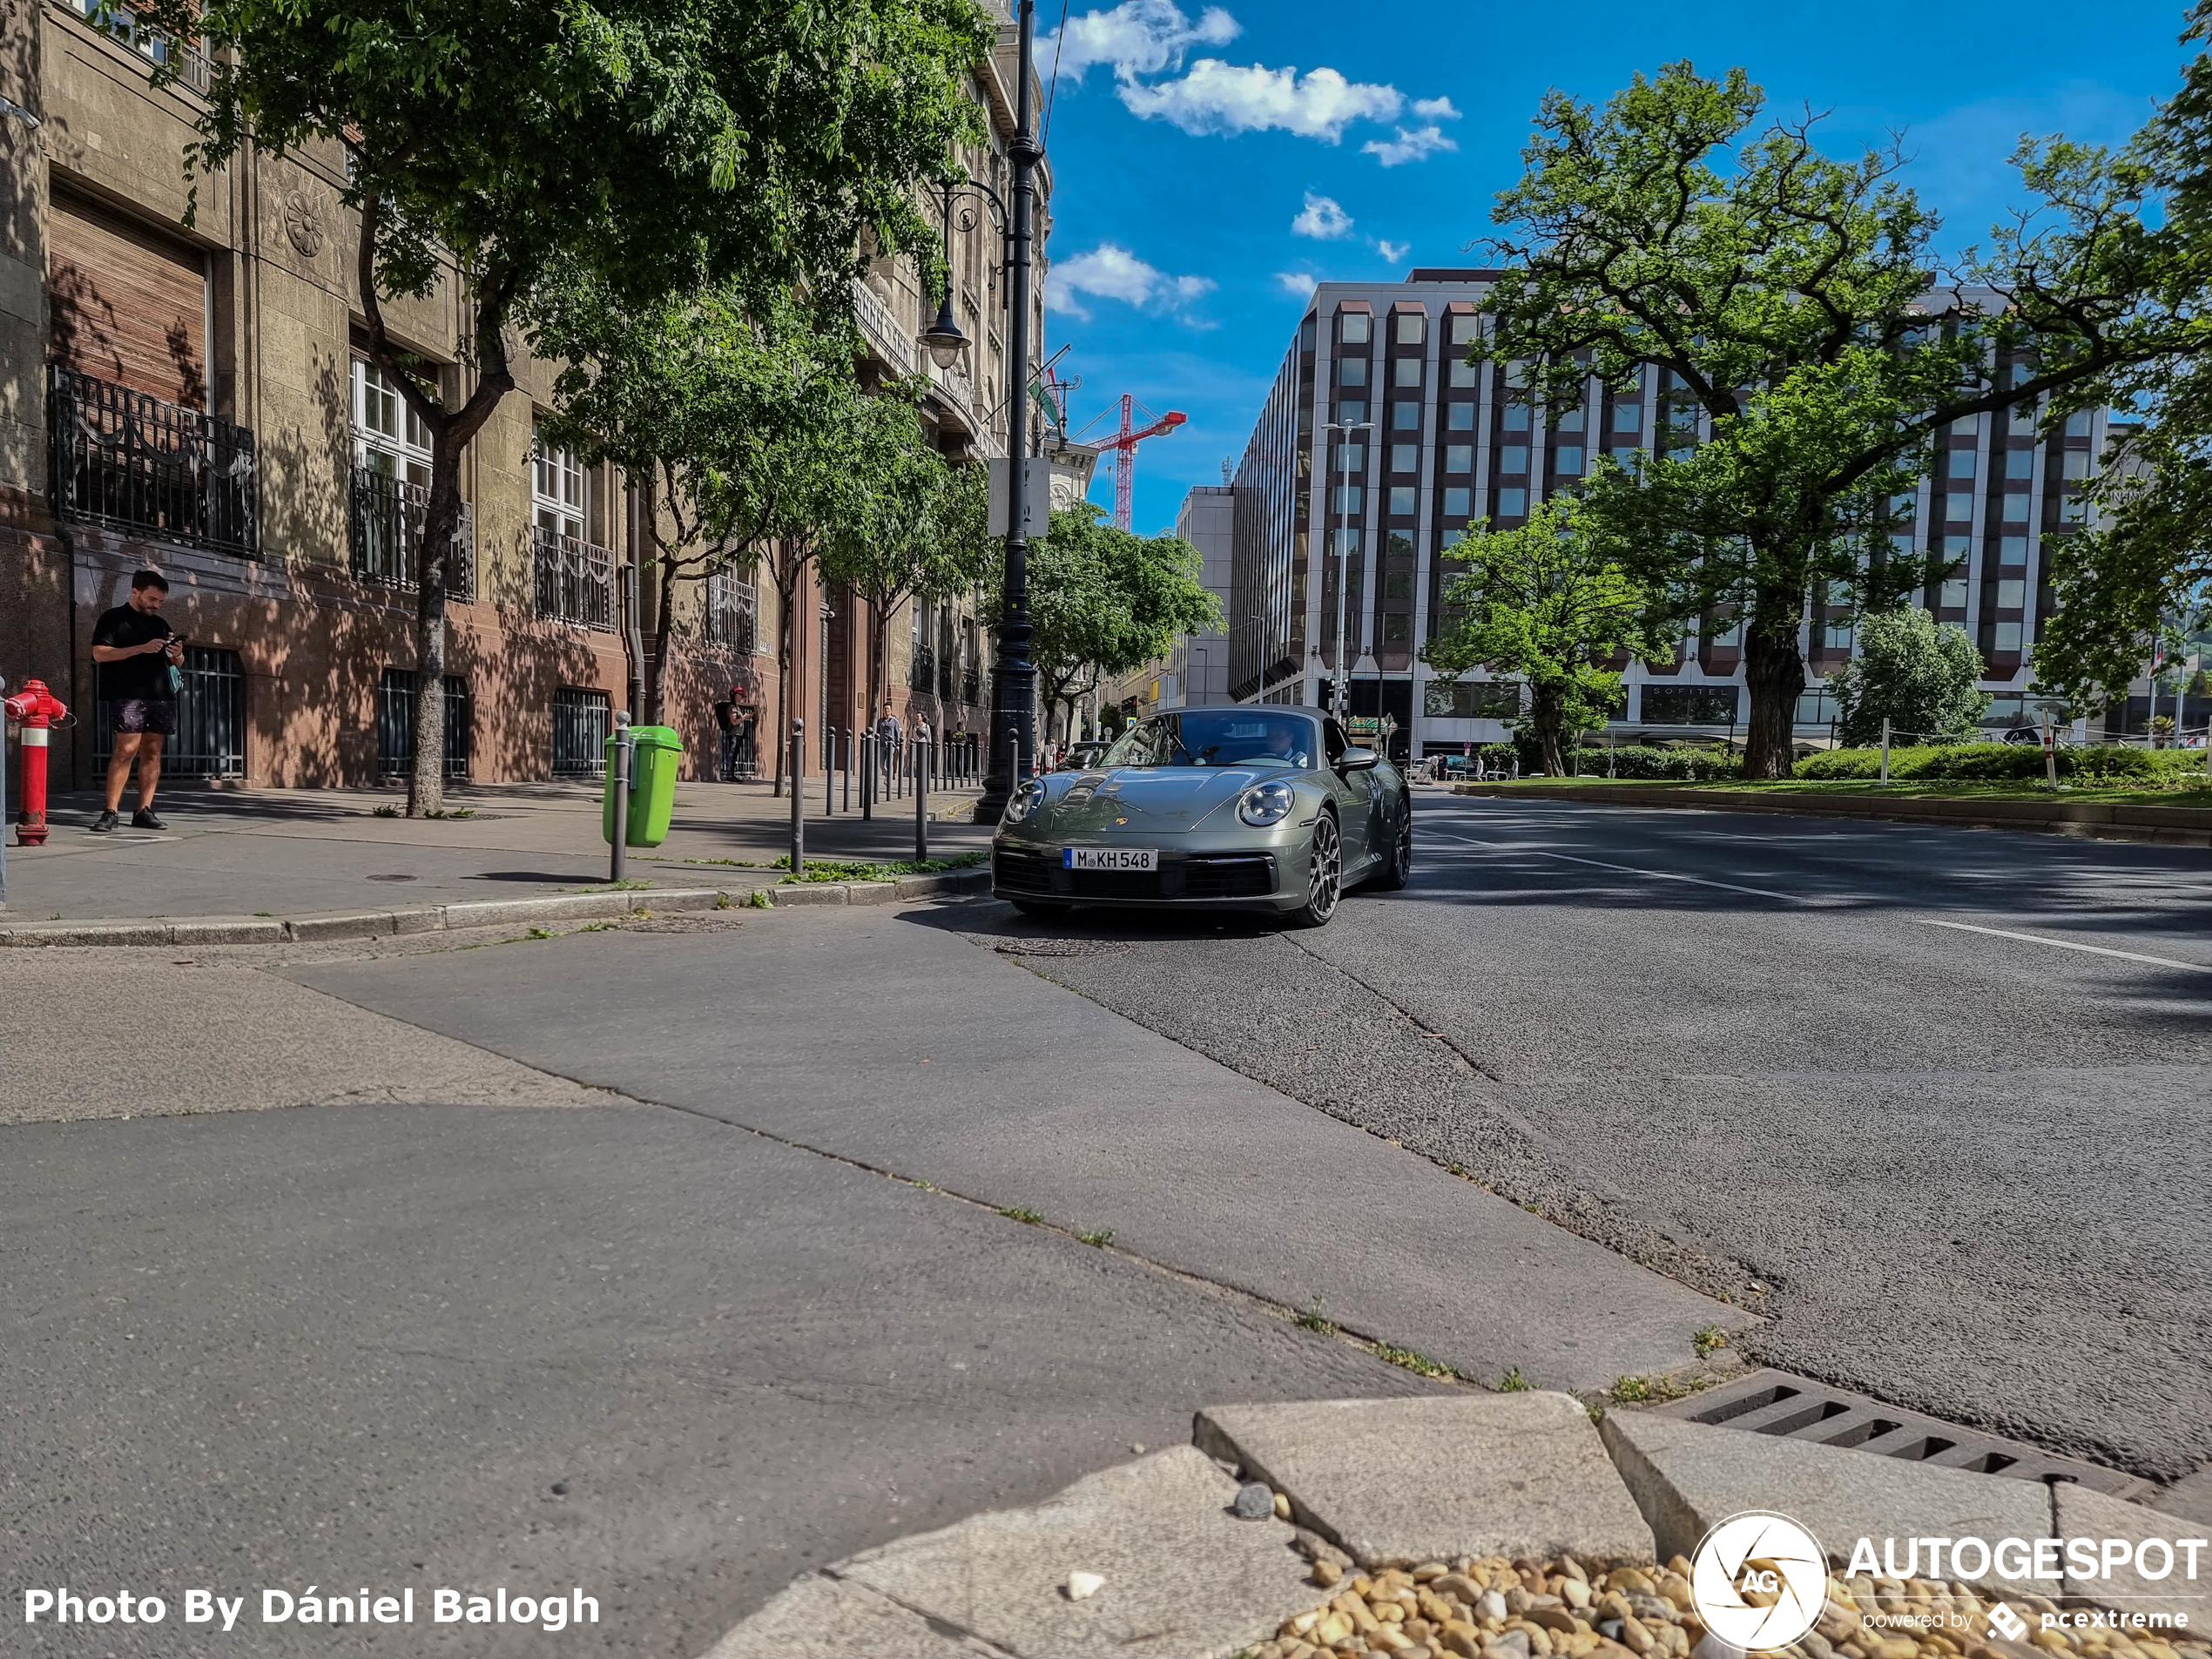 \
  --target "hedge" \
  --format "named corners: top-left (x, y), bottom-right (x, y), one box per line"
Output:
top-left (1791, 743), bottom-right (2204, 783)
